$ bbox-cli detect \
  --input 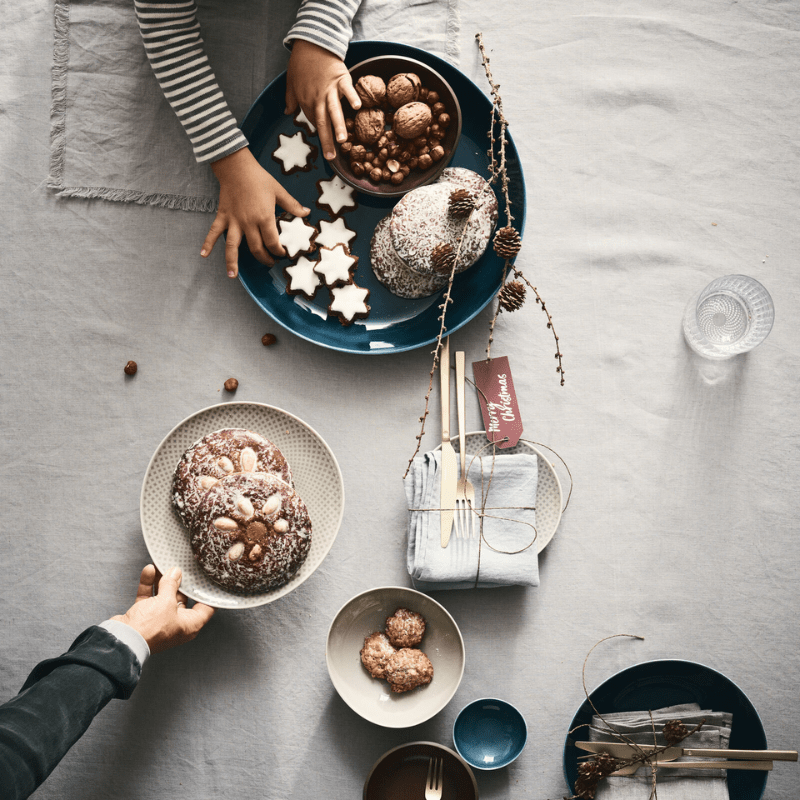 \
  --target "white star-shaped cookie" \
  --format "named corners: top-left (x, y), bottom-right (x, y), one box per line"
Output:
top-left (278, 217), bottom-right (316, 258)
top-left (273, 131), bottom-right (314, 173)
top-left (317, 175), bottom-right (357, 215)
top-left (316, 217), bottom-right (357, 250)
top-left (314, 244), bottom-right (358, 287)
top-left (285, 255), bottom-right (322, 298)
top-left (329, 283), bottom-right (370, 323)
